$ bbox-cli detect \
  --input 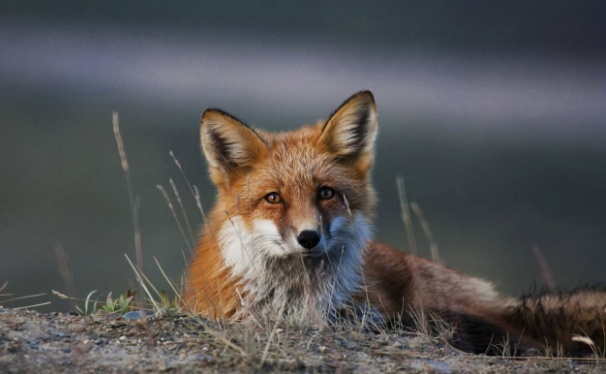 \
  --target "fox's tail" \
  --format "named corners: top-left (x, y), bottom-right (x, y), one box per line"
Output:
top-left (505, 288), bottom-right (606, 355)
top-left (450, 288), bottom-right (606, 356)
